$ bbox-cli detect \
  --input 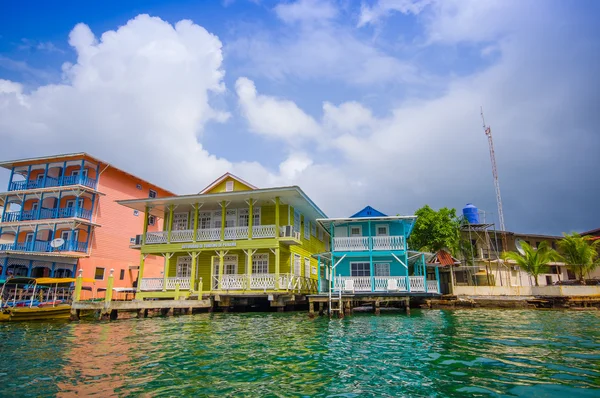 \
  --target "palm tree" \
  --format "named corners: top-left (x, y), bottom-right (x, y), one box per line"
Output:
top-left (502, 241), bottom-right (559, 287)
top-left (557, 232), bottom-right (600, 284)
